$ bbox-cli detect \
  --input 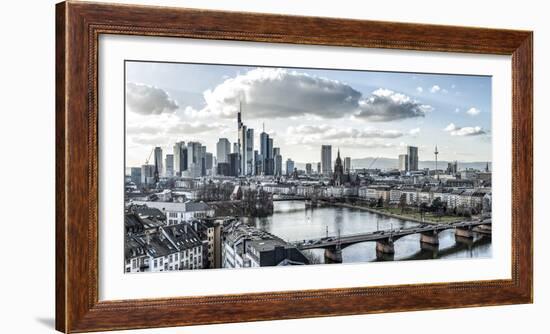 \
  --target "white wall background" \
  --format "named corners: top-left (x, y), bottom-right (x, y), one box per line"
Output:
top-left (0, 0), bottom-right (546, 333)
